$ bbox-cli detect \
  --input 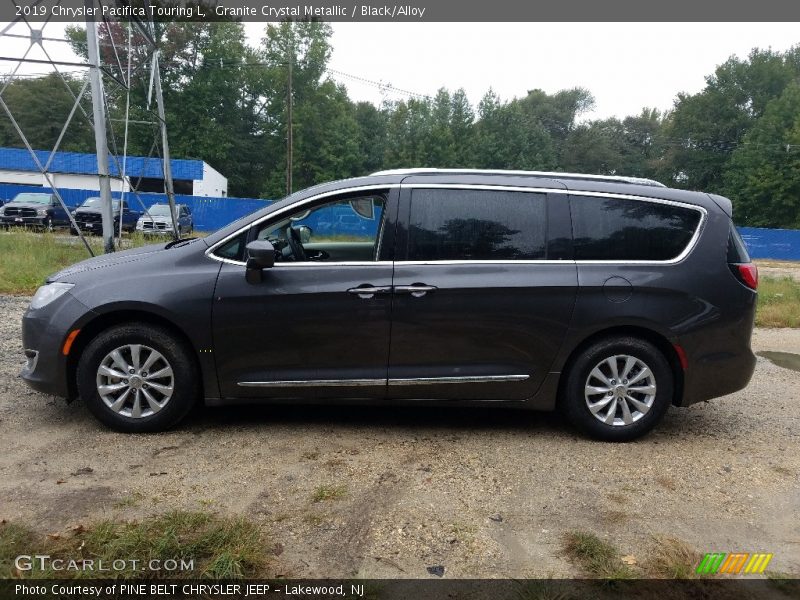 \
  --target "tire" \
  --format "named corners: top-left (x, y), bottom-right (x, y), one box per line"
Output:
top-left (562, 336), bottom-right (673, 442)
top-left (76, 323), bottom-right (199, 432)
